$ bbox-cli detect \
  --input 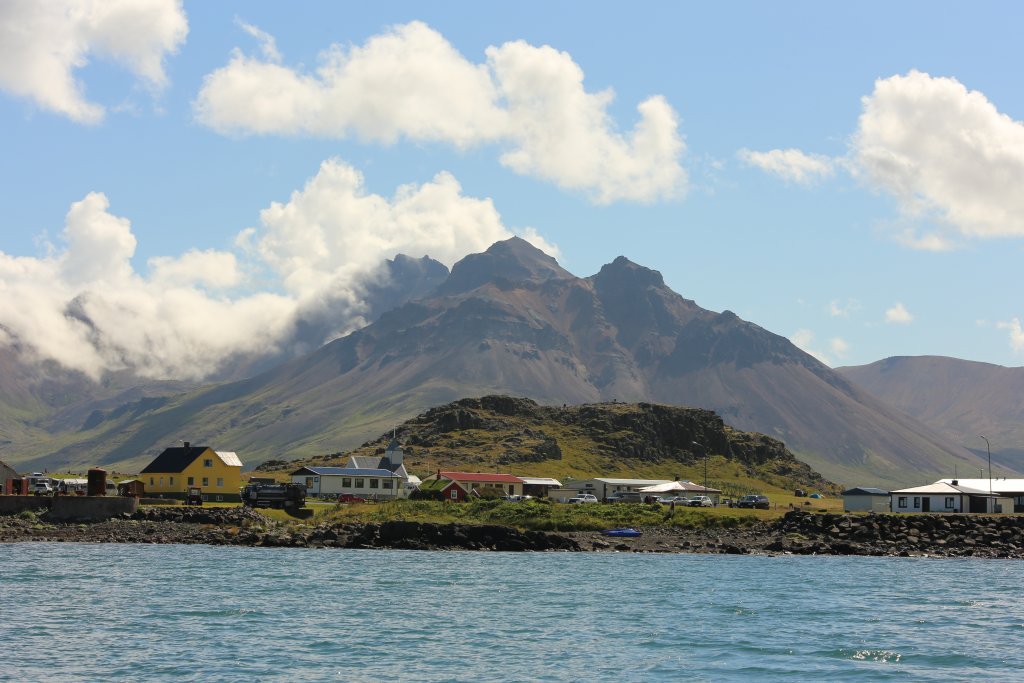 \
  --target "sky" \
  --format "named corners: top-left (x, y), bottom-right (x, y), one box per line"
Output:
top-left (2, 1), bottom-right (1024, 382)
